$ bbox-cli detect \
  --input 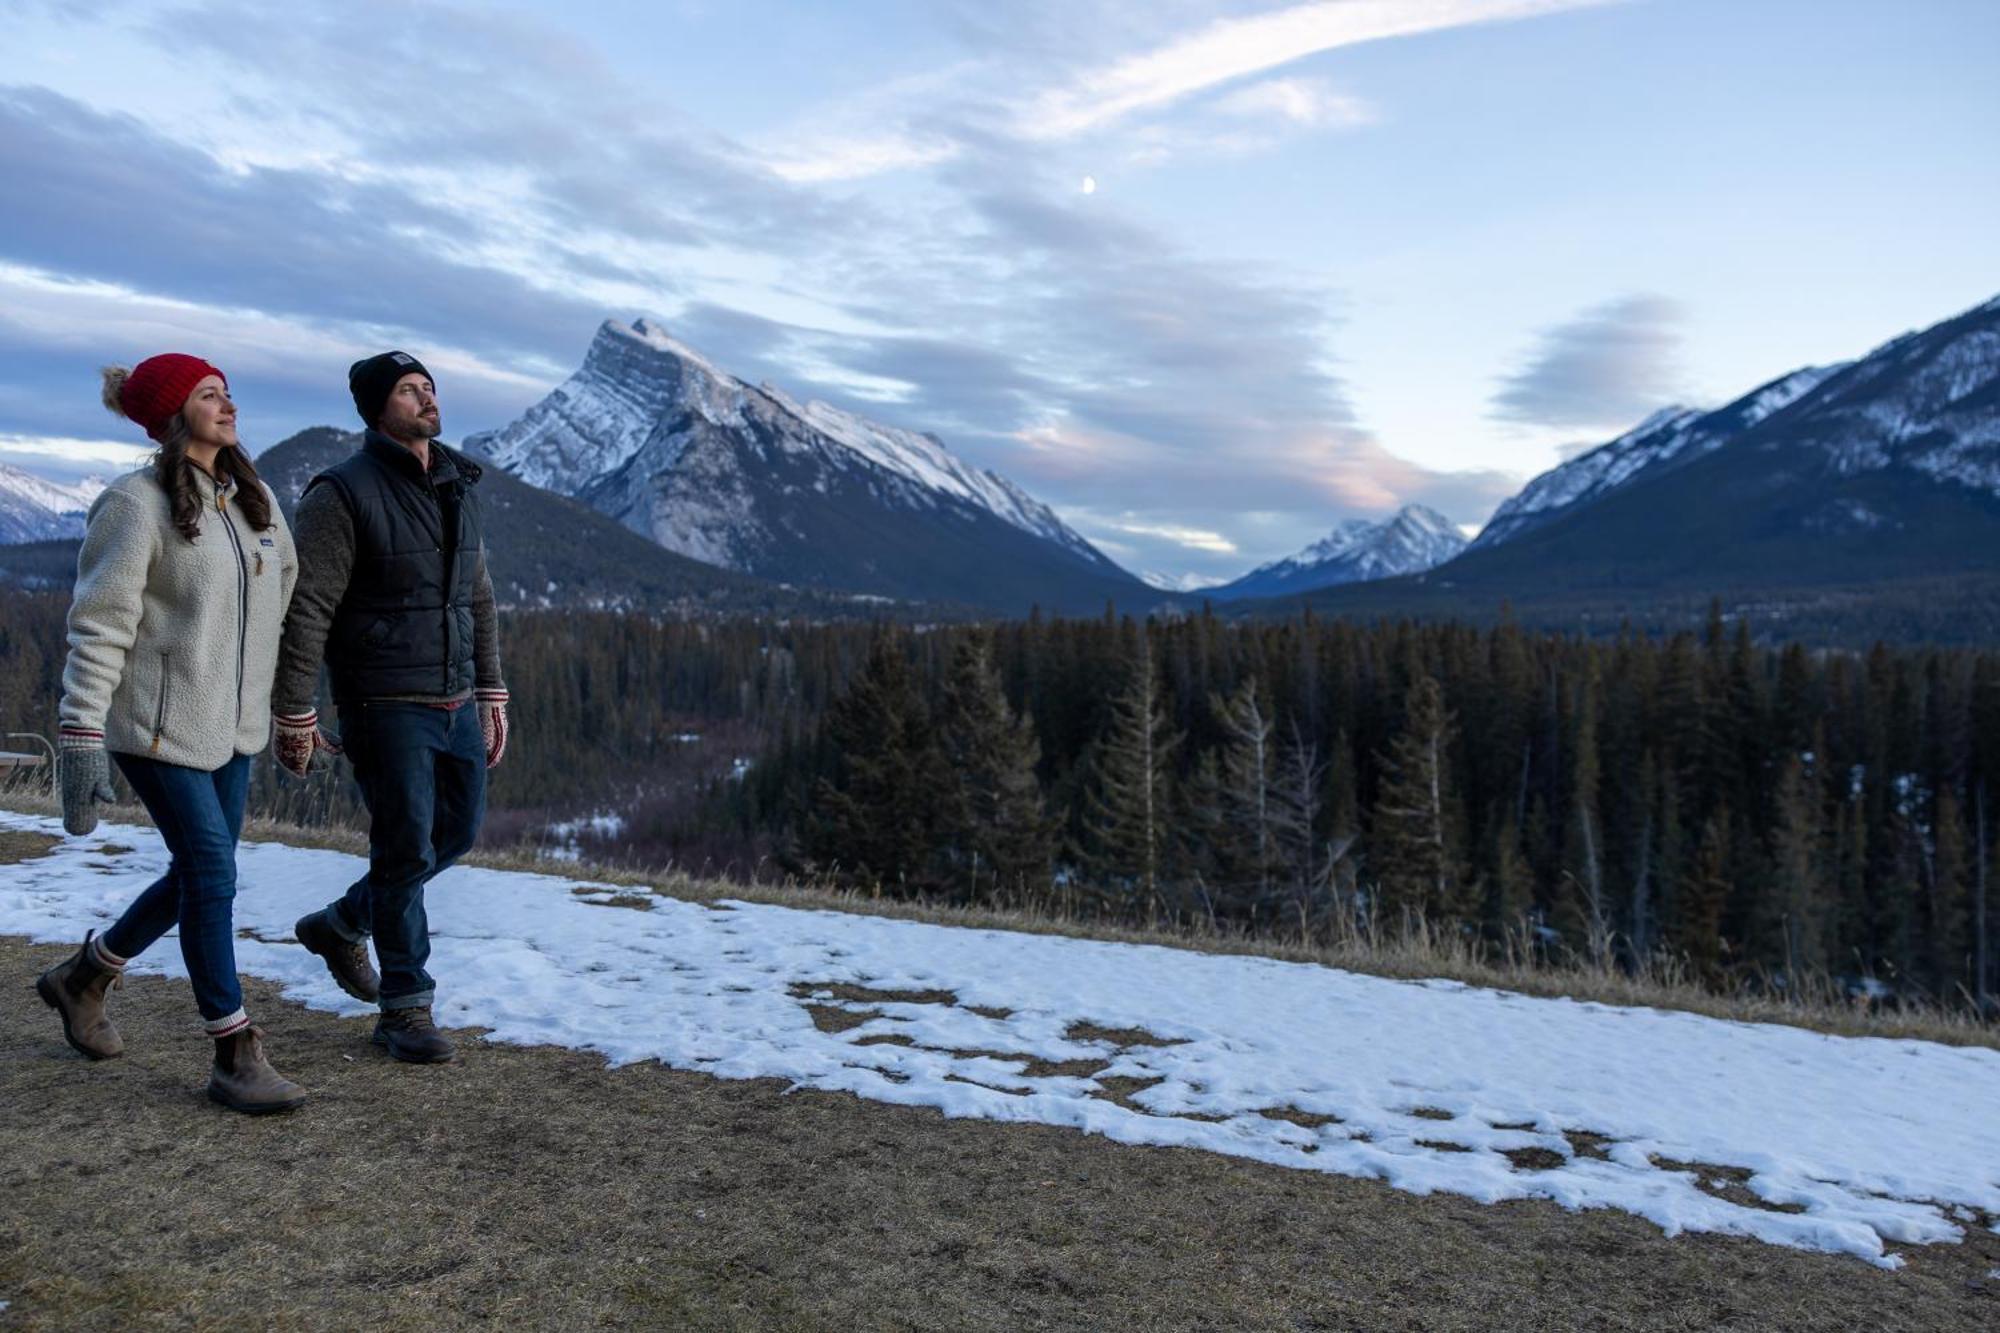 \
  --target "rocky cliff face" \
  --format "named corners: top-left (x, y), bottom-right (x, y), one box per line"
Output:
top-left (467, 319), bottom-right (1154, 614)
